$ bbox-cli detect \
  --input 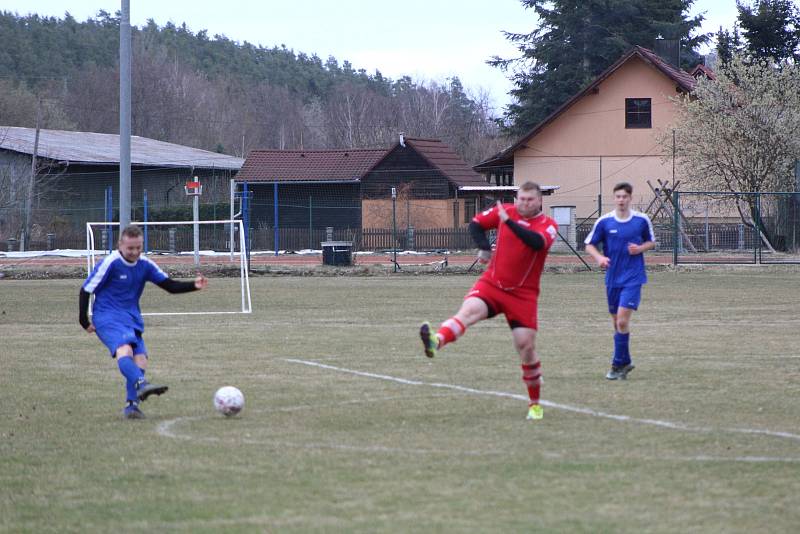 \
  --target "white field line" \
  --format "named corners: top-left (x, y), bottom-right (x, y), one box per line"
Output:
top-left (285, 358), bottom-right (800, 443)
